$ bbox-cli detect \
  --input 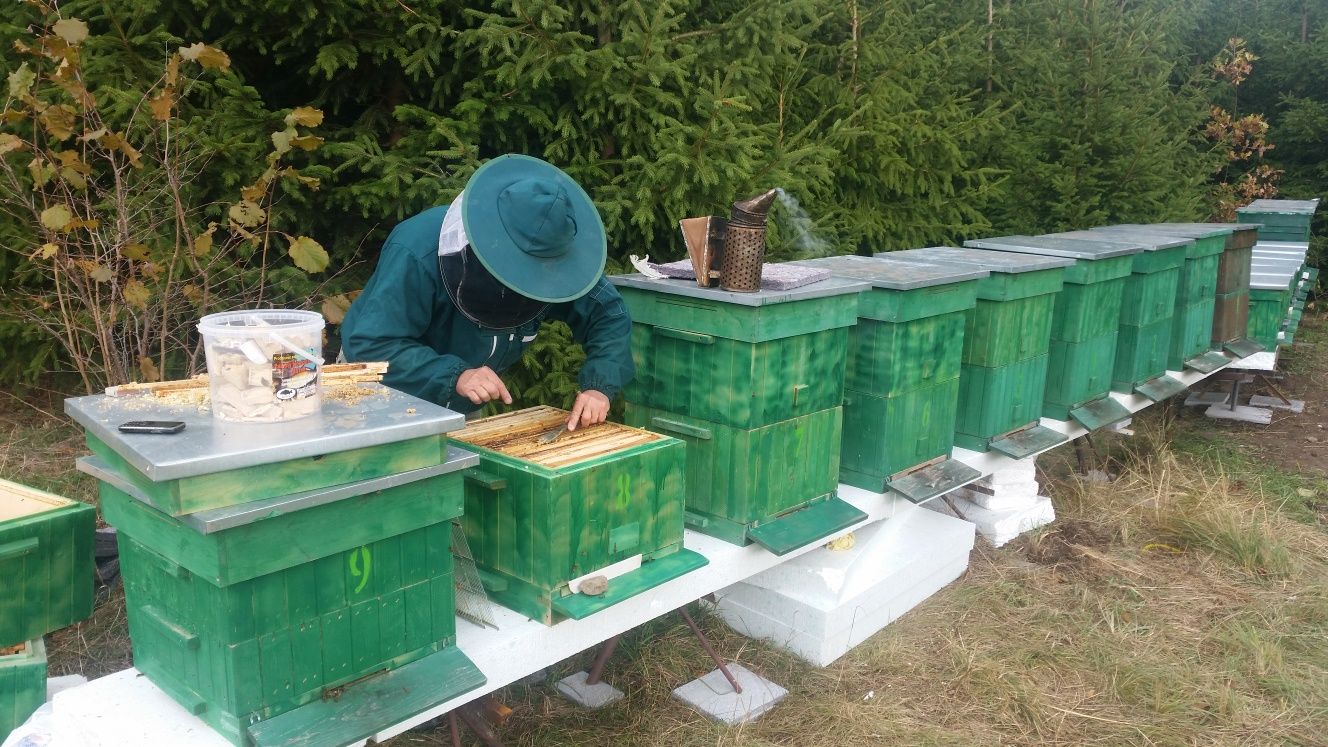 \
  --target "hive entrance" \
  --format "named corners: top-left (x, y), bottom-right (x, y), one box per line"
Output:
top-left (0, 481), bottom-right (71, 522)
top-left (452, 406), bottom-right (663, 468)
